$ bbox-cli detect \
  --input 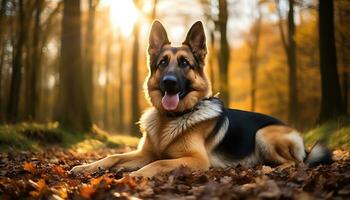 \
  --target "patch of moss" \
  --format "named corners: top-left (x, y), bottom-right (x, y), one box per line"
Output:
top-left (0, 125), bottom-right (35, 150)
top-left (0, 122), bottom-right (139, 152)
top-left (303, 116), bottom-right (350, 150)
